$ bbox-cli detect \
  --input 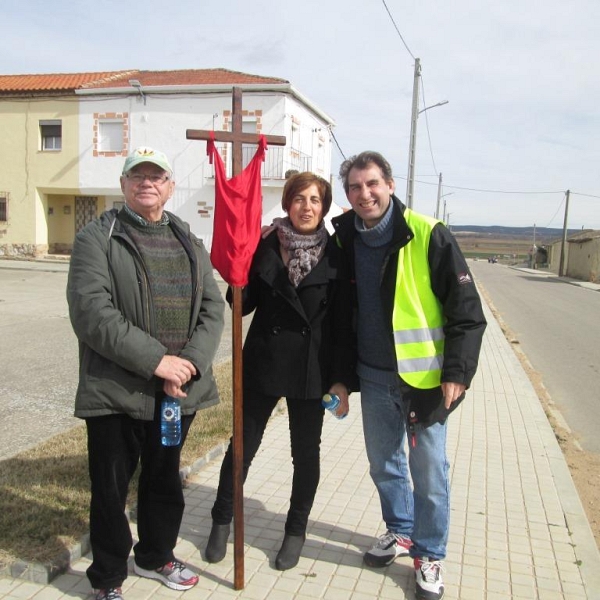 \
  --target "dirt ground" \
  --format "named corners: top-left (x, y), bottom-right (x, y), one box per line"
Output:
top-left (482, 289), bottom-right (600, 551)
